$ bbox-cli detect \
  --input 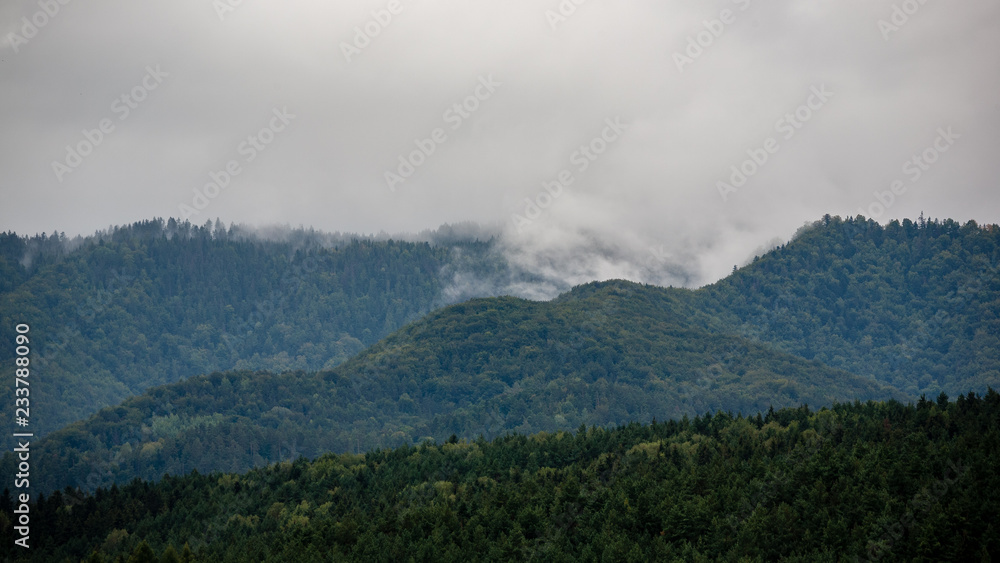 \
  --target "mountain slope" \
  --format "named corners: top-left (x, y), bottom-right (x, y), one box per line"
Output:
top-left (695, 215), bottom-right (1000, 396)
top-left (0, 219), bottom-right (494, 435)
top-left (11, 280), bottom-right (901, 494)
top-left (4, 214), bottom-right (997, 437)
top-left (5, 215), bottom-right (1000, 496)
